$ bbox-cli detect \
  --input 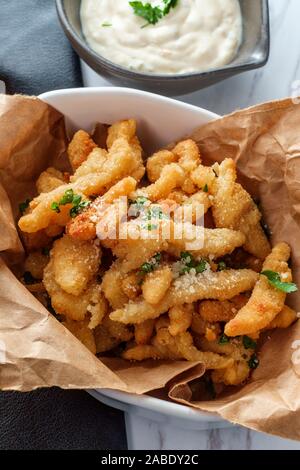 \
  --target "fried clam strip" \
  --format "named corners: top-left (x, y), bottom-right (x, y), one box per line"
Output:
top-left (153, 328), bottom-right (233, 369)
top-left (142, 163), bottom-right (185, 201)
top-left (173, 192), bottom-right (212, 223)
top-left (43, 259), bottom-right (106, 322)
top-left (135, 319), bottom-right (155, 345)
top-left (94, 314), bottom-right (133, 354)
top-left (142, 266), bottom-right (173, 305)
top-left (110, 269), bottom-right (258, 324)
top-left (147, 139), bottom-right (199, 180)
top-left (198, 295), bottom-right (248, 323)
top-left (168, 304), bottom-right (194, 336)
top-left (67, 177), bottom-right (137, 241)
top-left (265, 305), bottom-right (297, 331)
top-left (107, 119), bottom-right (145, 182)
top-left (19, 128), bottom-right (143, 233)
top-left (112, 237), bottom-right (168, 273)
top-left (101, 261), bottom-right (129, 309)
top-left (212, 159), bottom-right (271, 260)
top-left (122, 345), bottom-right (164, 361)
top-left (196, 337), bottom-right (252, 385)
top-left (63, 319), bottom-right (96, 354)
top-left (110, 216), bottom-right (245, 262)
top-left (168, 223), bottom-right (246, 258)
top-left (51, 234), bottom-right (101, 296)
top-left (172, 140), bottom-right (201, 194)
top-left (225, 243), bottom-right (292, 336)
top-left (68, 130), bottom-right (97, 171)
top-left (36, 167), bottom-right (66, 194)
